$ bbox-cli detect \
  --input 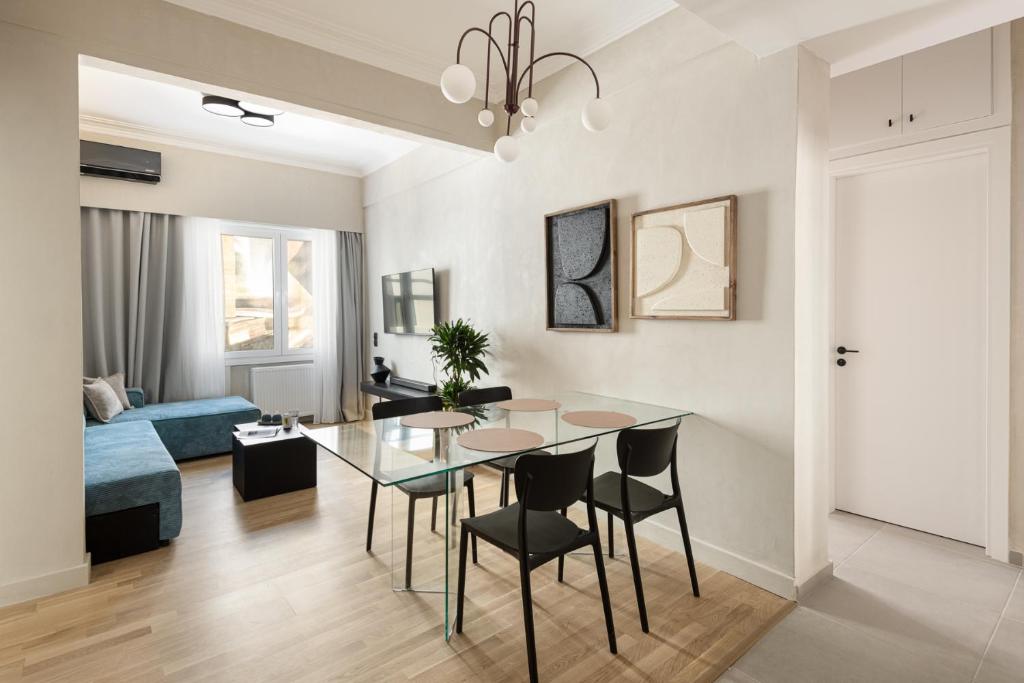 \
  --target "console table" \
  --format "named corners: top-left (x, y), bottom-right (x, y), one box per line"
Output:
top-left (359, 380), bottom-right (435, 402)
